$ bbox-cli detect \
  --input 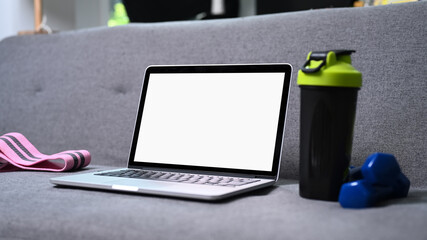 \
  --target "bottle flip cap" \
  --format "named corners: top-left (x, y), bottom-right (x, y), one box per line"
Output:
top-left (297, 50), bottom-right (362, 88)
